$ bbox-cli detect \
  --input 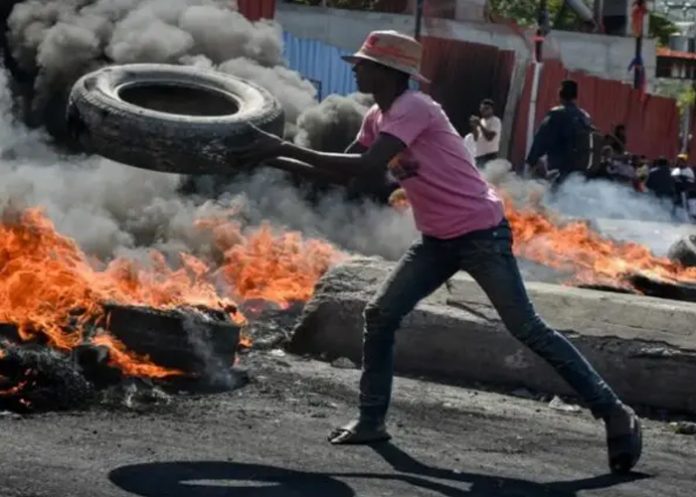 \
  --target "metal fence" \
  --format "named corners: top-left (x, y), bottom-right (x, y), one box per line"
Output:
top-left (282, 31), bottom-right (358, 98)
